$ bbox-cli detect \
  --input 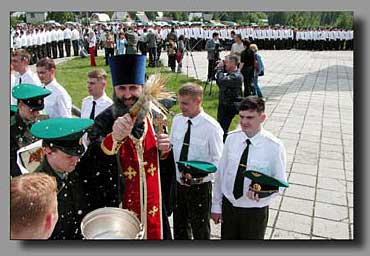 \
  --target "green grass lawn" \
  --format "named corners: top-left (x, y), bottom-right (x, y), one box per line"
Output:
top-left (55, 56), bottom-right (239, 131)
